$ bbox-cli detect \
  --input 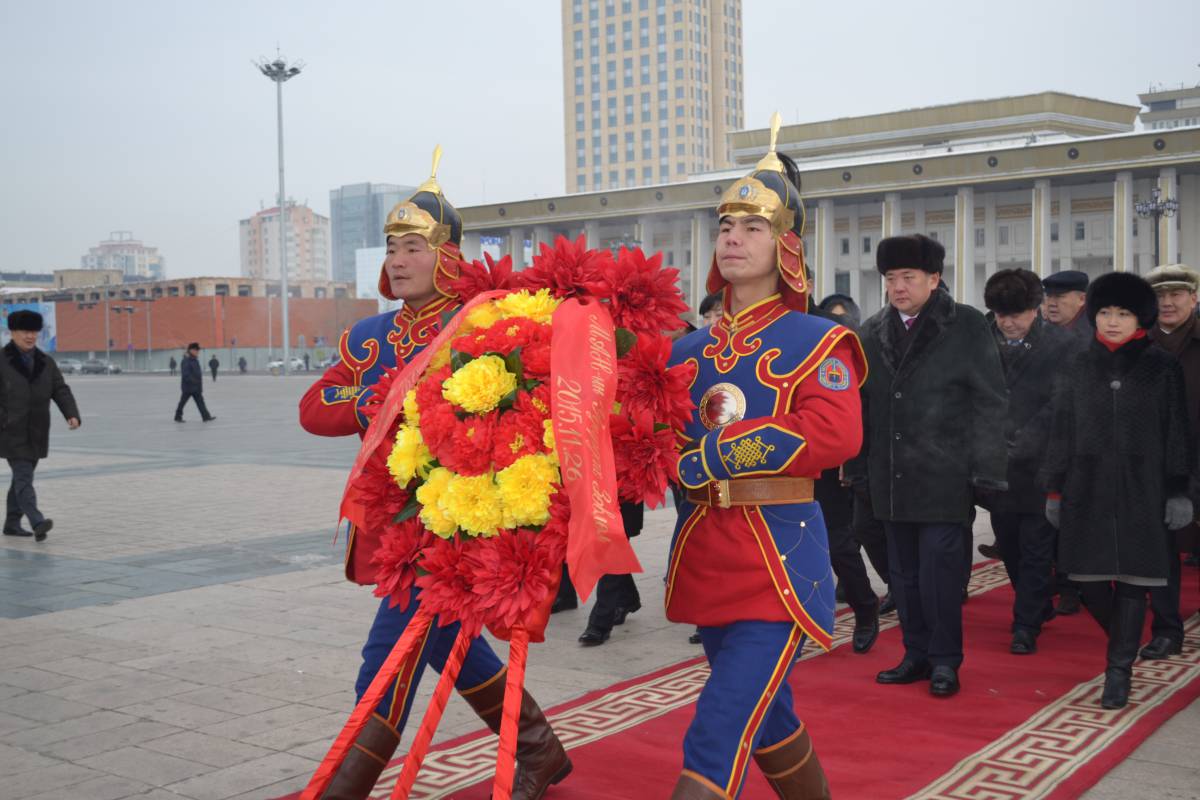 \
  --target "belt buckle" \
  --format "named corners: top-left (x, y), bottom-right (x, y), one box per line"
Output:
top-left (708, 479), bottom-right (732, 509)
